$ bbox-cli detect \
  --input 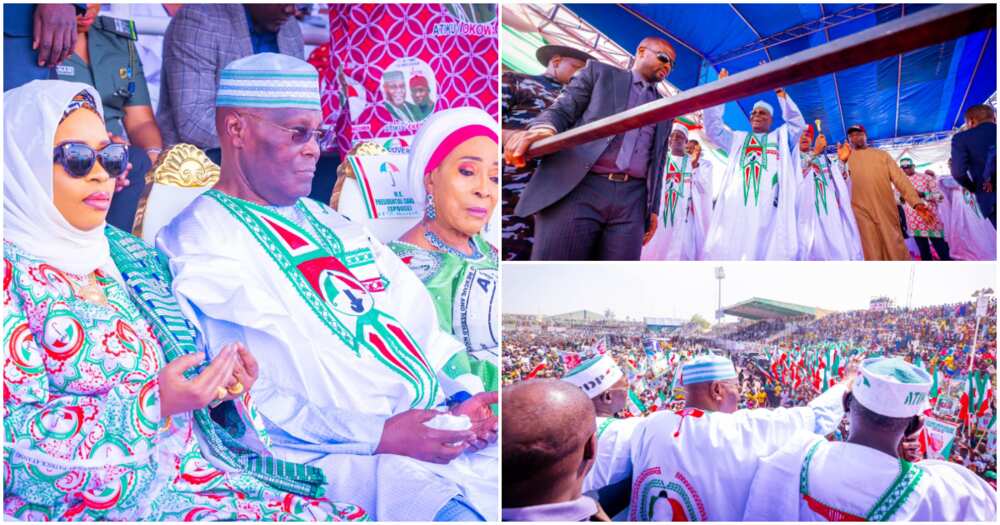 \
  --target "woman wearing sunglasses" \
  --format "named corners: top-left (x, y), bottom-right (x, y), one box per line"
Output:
top-left (3, 80), bottom-right (366, 521)
top-left (389, 108), bottom-right (501, 393)
top-left (55, 5), bottom-right (166, 231)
